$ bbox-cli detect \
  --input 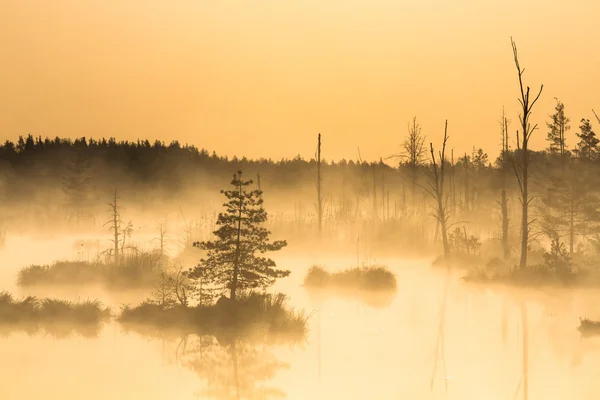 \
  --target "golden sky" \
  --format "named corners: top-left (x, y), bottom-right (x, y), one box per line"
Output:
top-left (1, 1), bottom-right (598, 163)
